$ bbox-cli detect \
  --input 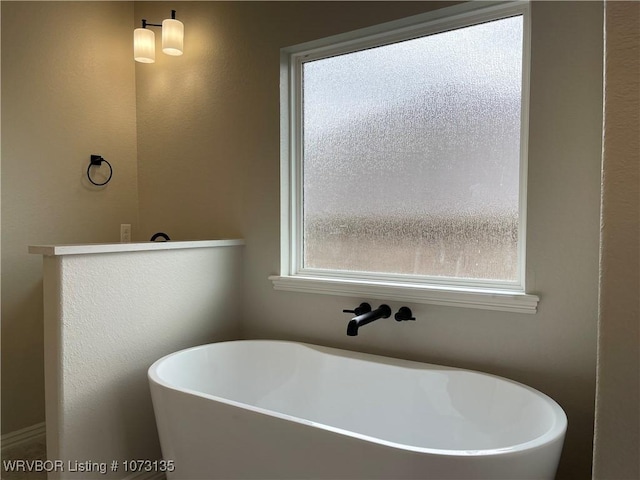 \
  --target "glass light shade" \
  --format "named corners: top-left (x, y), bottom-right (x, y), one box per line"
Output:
top-left (162, 19), bottom-right (184, 56)
top-left (134, 28), bottom-right (155, 63)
